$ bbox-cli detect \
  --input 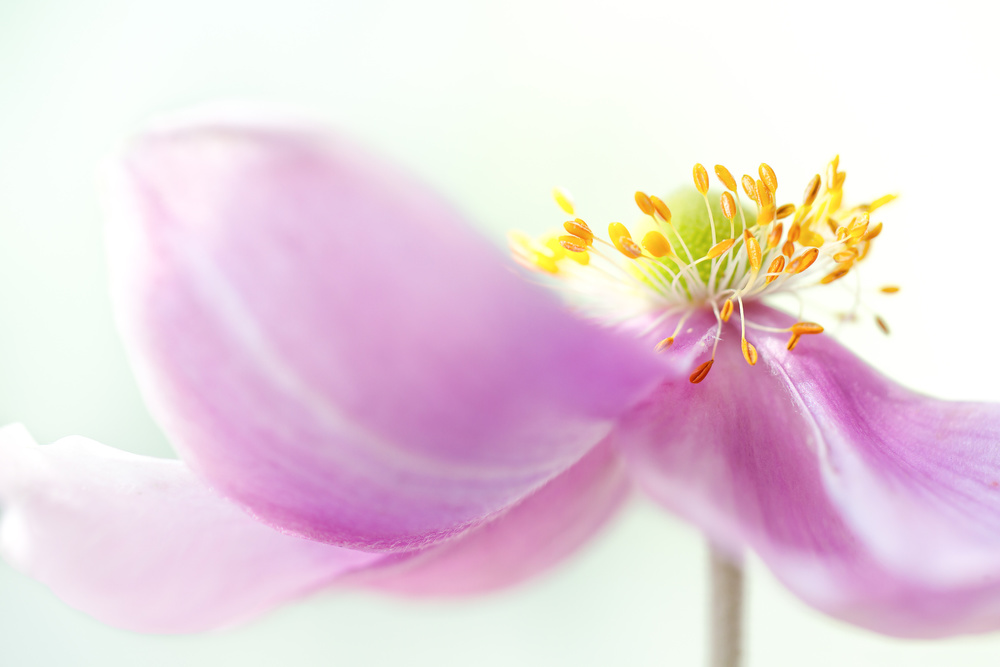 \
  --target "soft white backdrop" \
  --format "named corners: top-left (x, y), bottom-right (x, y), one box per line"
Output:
top-left (1, 0), bottom-right (999, 665)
